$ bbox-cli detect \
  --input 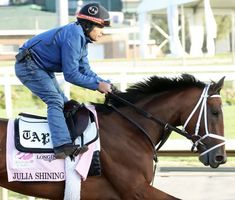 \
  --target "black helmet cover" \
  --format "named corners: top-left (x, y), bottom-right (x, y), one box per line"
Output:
top-left (76, 2), bottom-right (110, 27)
